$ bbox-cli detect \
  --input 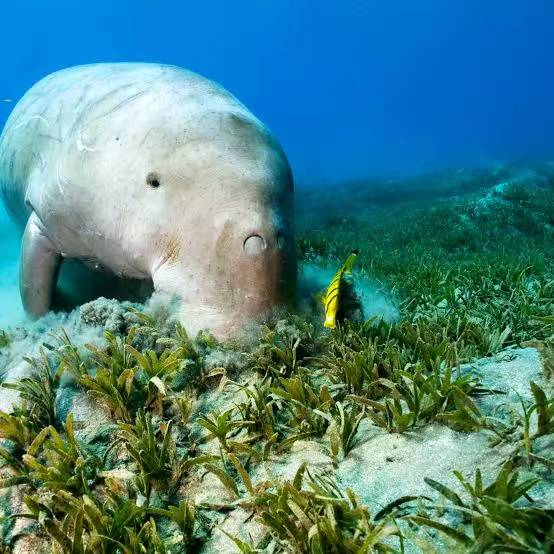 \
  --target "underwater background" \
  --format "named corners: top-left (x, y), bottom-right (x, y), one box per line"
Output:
top-left (1, 1), bottom-right (554, 552)
top-left (1, 0), bottom-right (554, 327)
